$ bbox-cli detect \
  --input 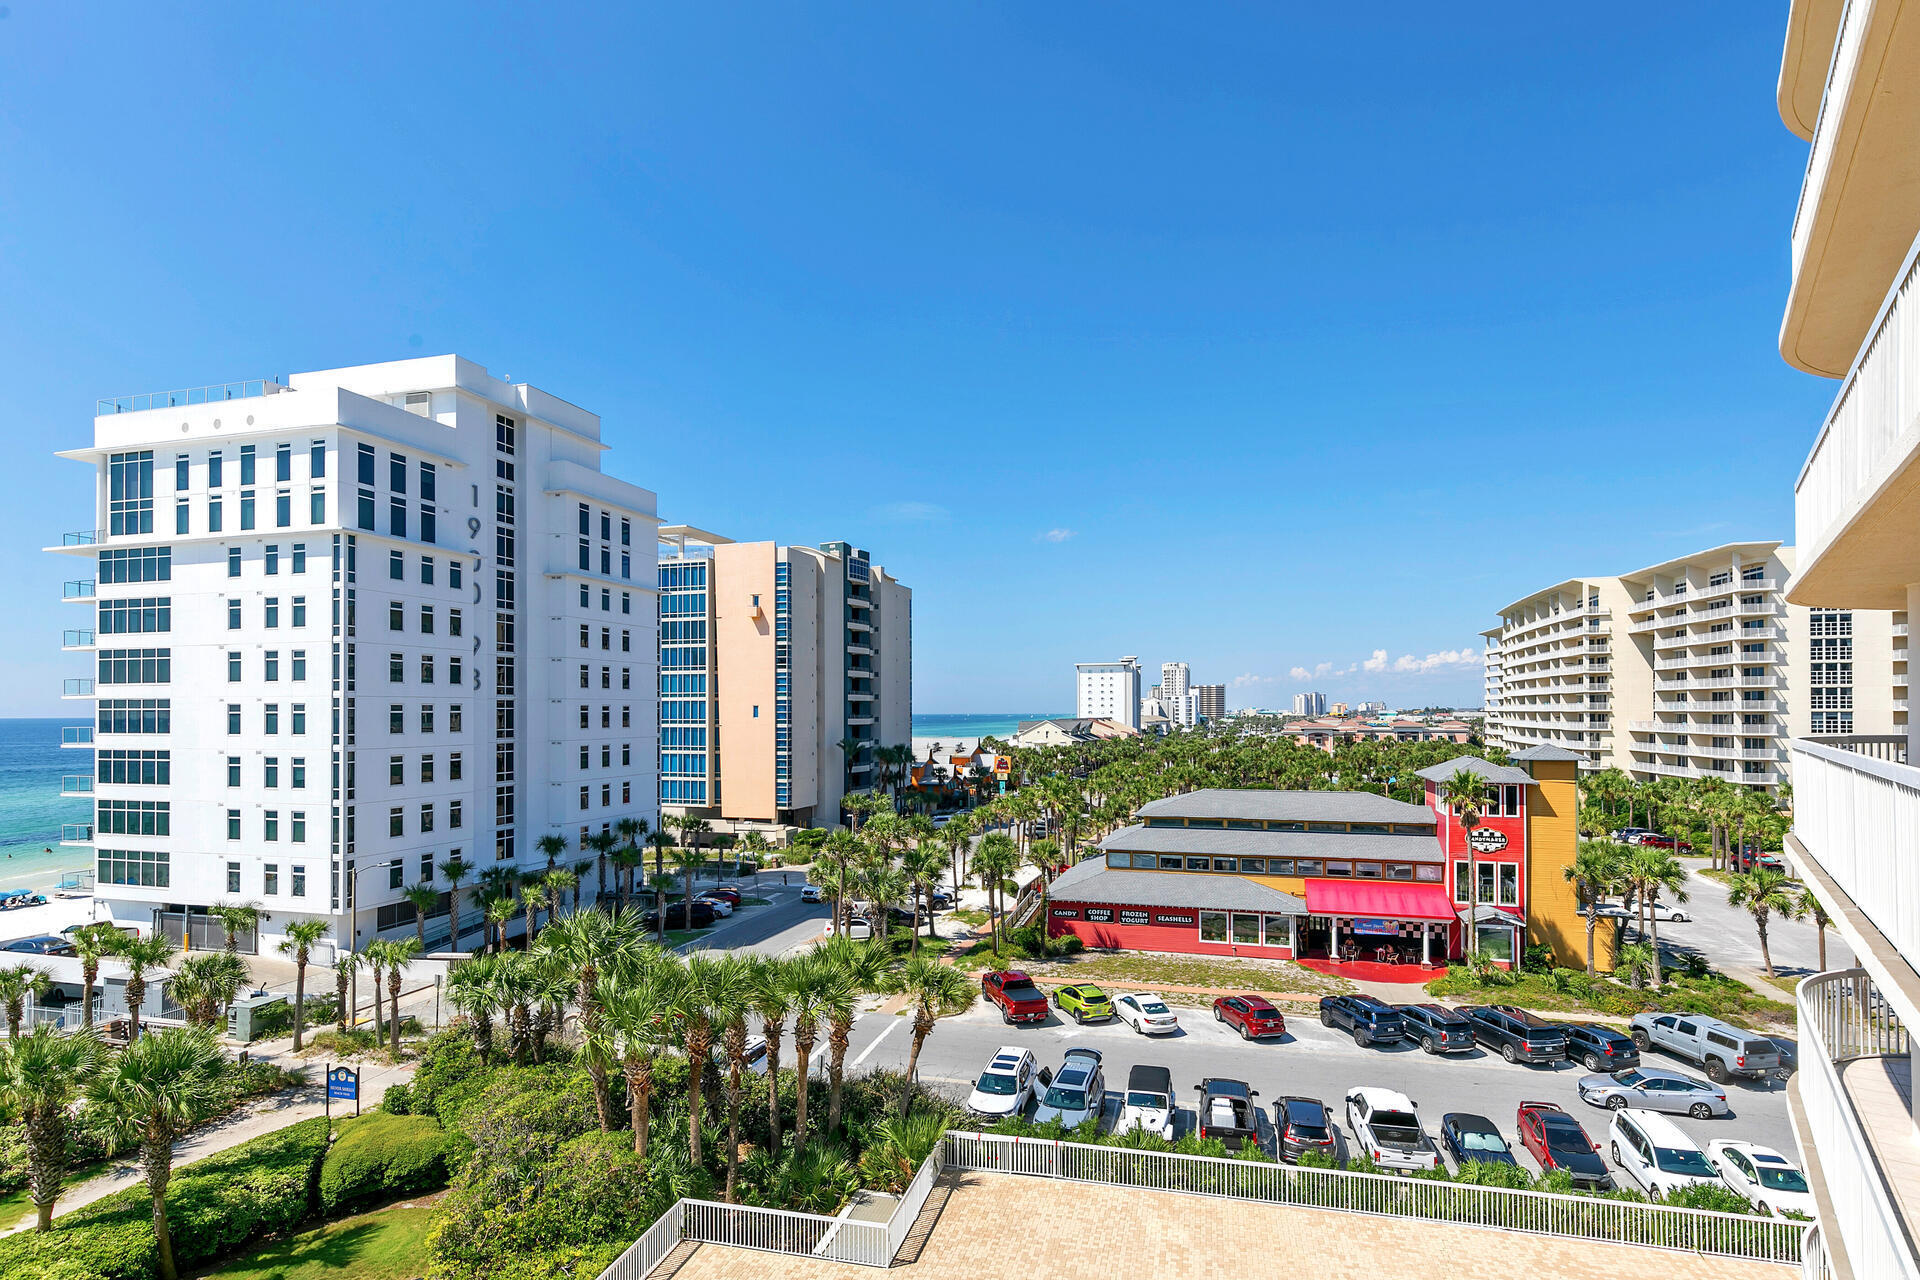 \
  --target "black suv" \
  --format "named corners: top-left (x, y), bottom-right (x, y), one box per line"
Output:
top-left (1273, 1096), bottom-right (1337, 1163)
top-left (1460, 1005), bottom-right (1568, 1065)
top-left (643, 900), bottom-right (716, 930)
top-left (1560, 1022), bottom-right (1640, 1073)
top-left (1319, 994), bottom-right (1407, 1047)
top-left (1396, 1003), bottom-right (1477, 1055)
